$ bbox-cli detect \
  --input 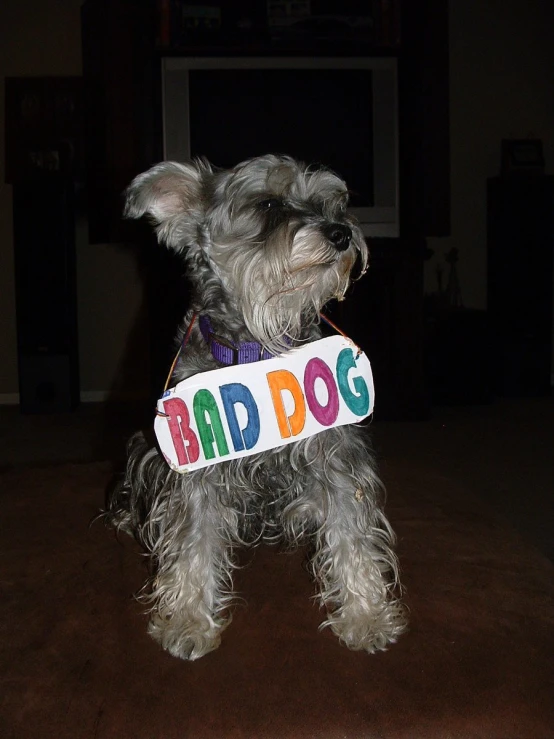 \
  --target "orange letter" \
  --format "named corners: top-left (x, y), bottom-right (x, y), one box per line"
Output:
top-left (266, 370), bottom-right (306, 438)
